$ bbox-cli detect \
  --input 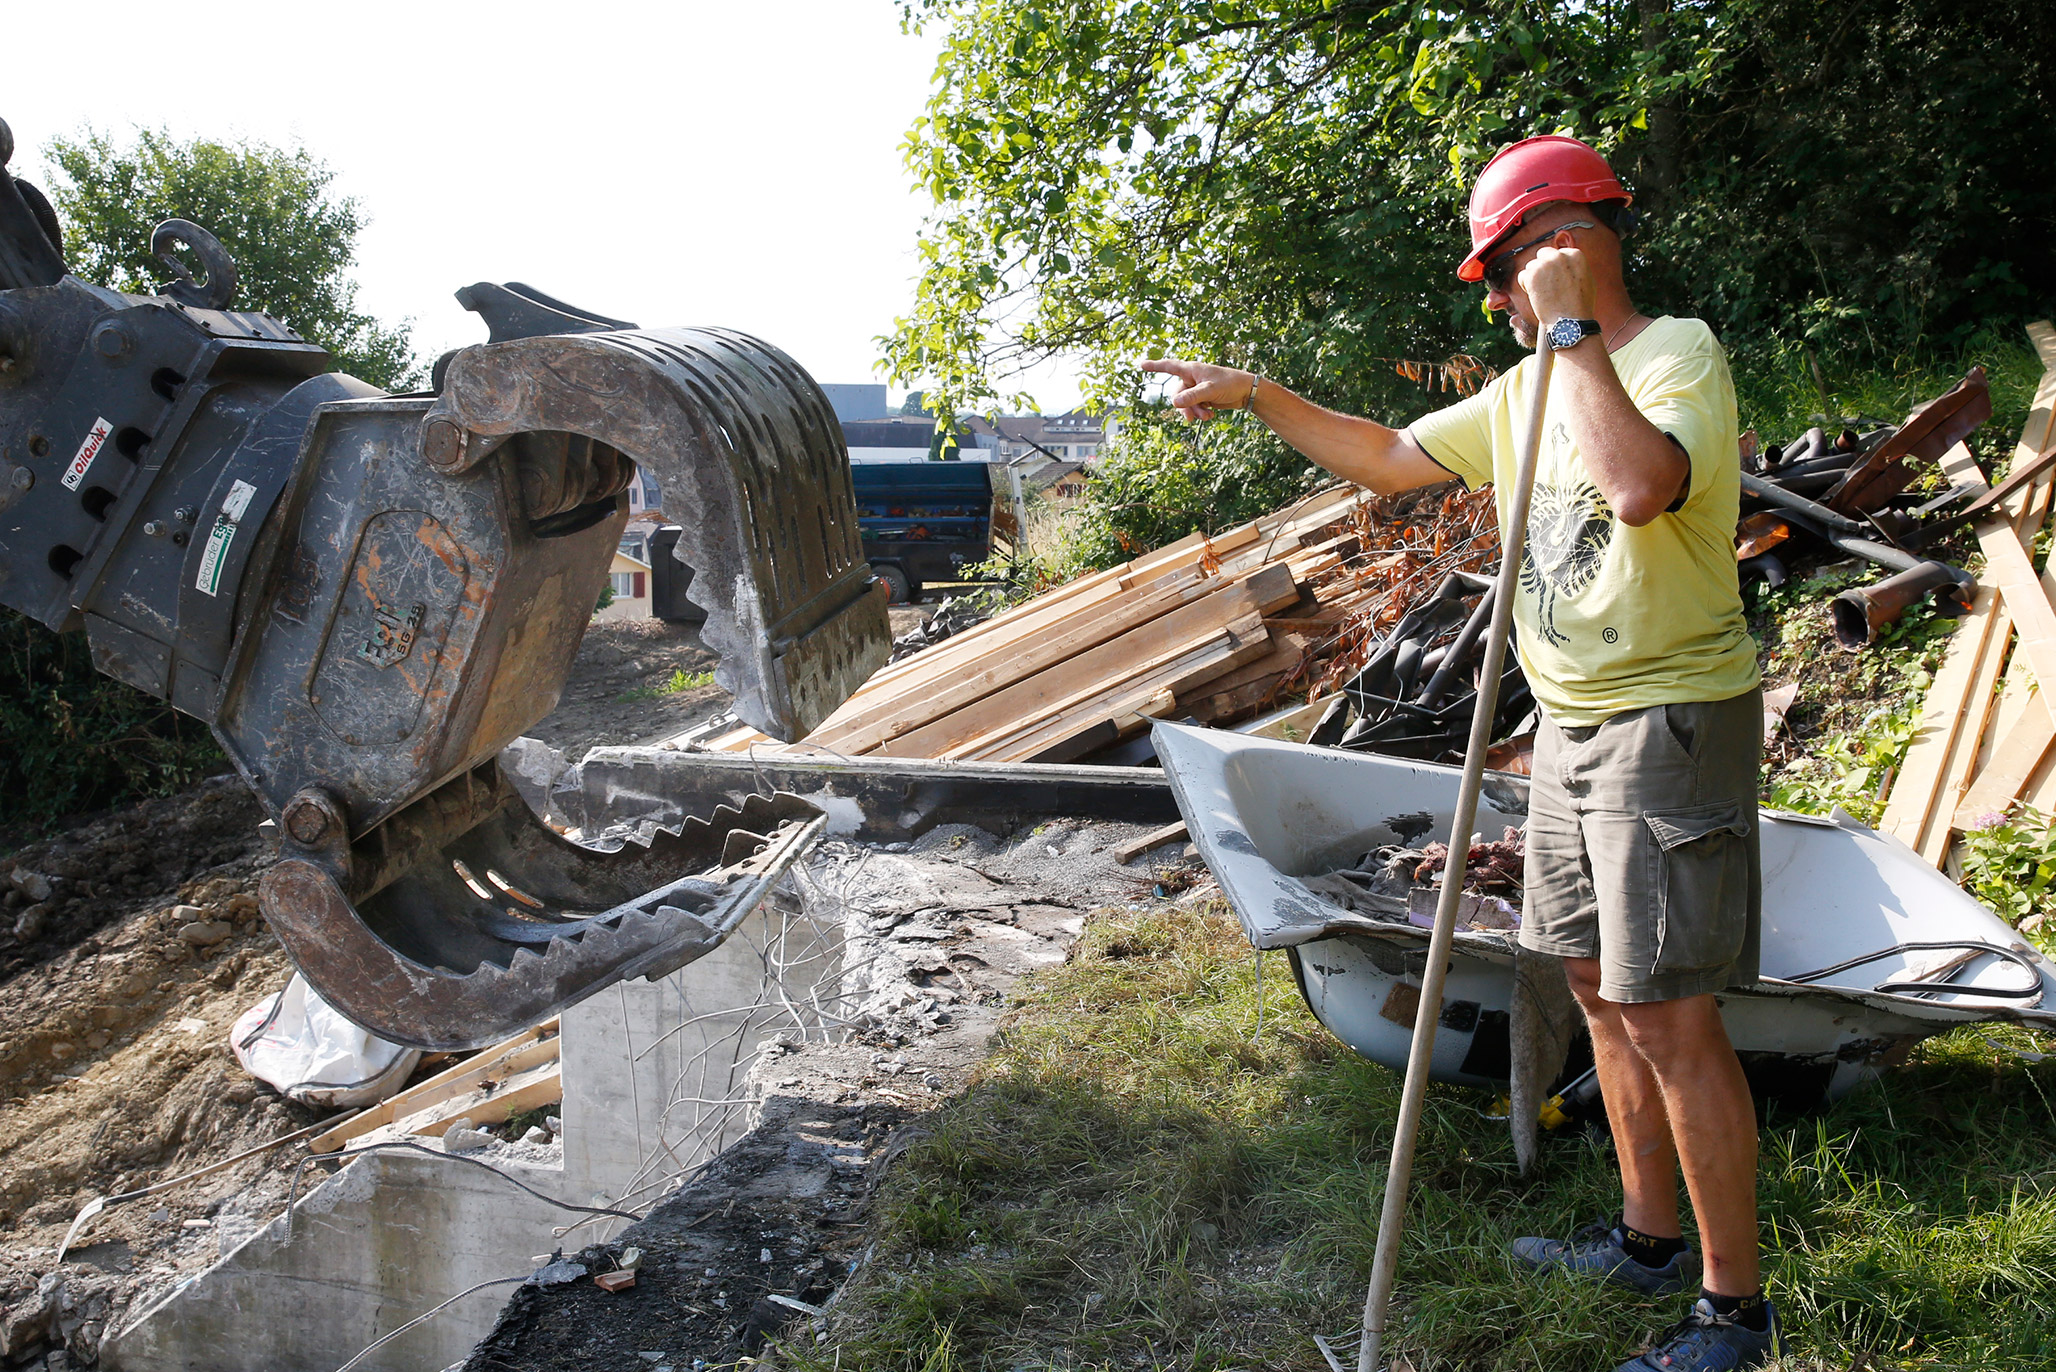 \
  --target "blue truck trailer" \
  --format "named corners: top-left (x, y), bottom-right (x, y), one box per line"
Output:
top-left (848, 460), bottom-right (998, 603)
top-left (651, 460), bottom-right (1001, 618)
